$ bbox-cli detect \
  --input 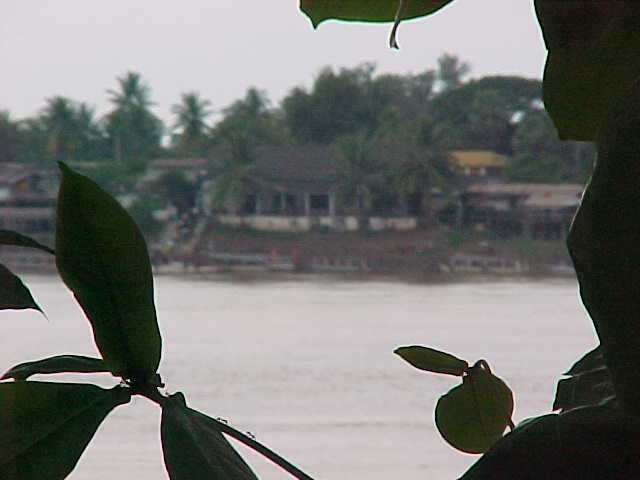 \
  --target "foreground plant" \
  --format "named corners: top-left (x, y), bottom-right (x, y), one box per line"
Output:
top-left (0, 163), bottom-right (314, 480)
